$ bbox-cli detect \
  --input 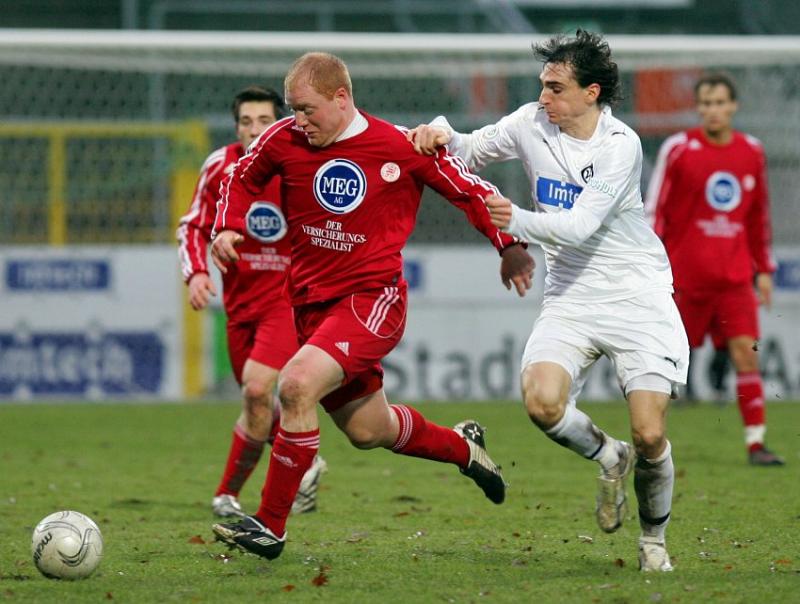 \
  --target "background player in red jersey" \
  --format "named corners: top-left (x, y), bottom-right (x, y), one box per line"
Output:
top-left (177, 85), bottom-right (326, 519)
top-left (645, 73), bottom-right (784, 466)
top-left (210, 52), bottom-right (535, 560)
